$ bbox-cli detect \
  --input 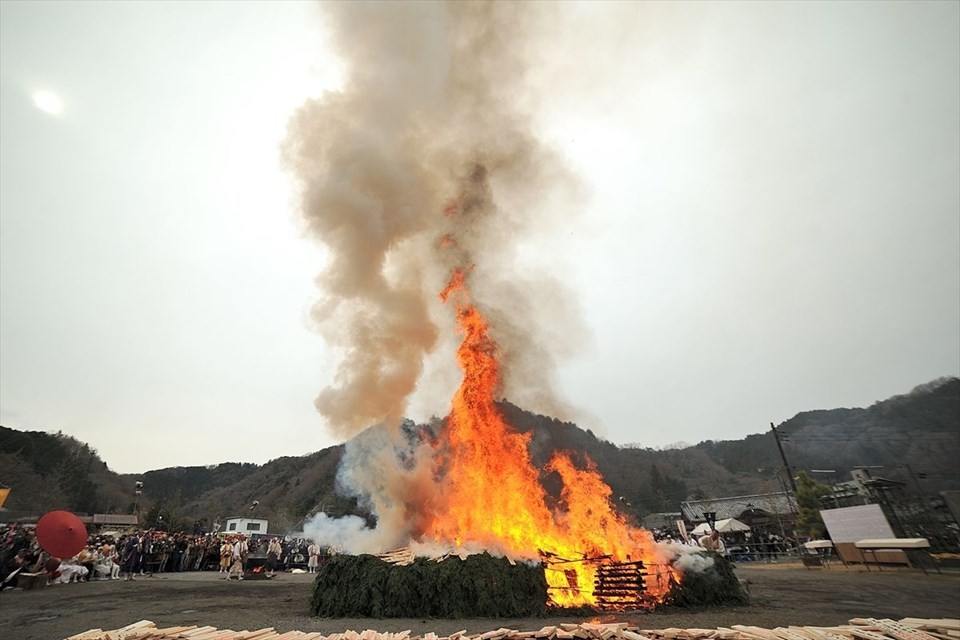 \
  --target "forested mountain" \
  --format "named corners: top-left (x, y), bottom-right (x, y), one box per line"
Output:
top-left (126, 446), bottom-right (351, 533)
top-left (0, 426), bottom-right (131, 514)
top-left (690, 377), bottom-right (959, 493)
top-left (1, 377), bottom-right (957, 532)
